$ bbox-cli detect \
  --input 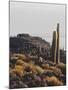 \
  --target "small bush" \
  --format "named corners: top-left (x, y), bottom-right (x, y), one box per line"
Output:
top-left (56, 63), bottom-right (66, 75)
top-left (49, 66), bottom-right (62, 77)
top-left (13, 53), bottom-right (27, 61)
top-left (46, 76), bottom-right (63, 86)
top-left (35, 65), bottom-right (44, 74)
top-left (42, 70), bottom-right (54, 77)
top-left (14, 65), bottom-right (25, 77)
top-left (42, 64), bottom-right (49, 69)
